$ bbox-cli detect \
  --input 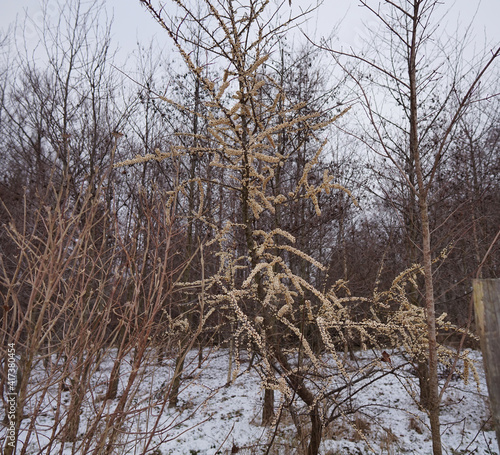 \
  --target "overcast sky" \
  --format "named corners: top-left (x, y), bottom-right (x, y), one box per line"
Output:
top-left (2, 0), bottom-right (500, 66)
